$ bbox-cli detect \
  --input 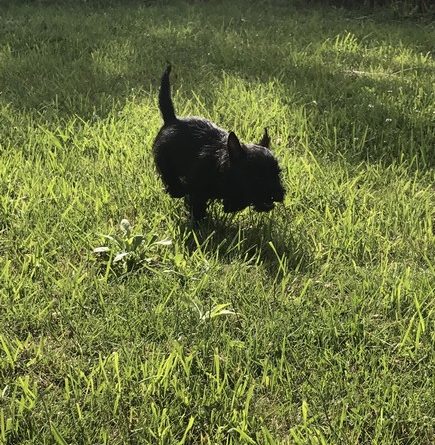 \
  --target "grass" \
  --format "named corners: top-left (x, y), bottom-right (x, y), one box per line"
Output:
top-left (0, 0), bottom-right (434, 443)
